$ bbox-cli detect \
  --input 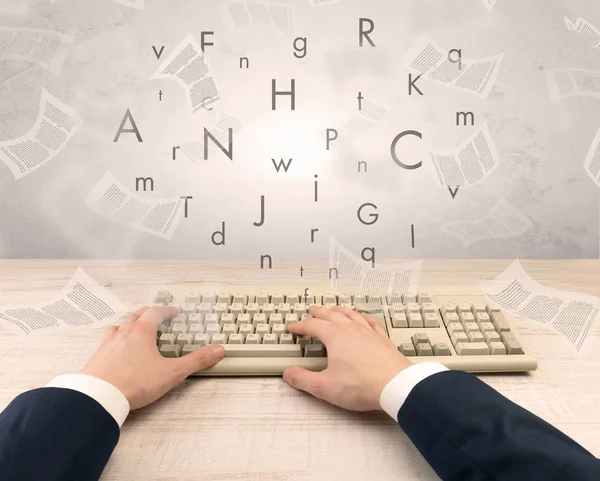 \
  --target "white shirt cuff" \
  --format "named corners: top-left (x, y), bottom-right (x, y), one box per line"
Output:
top-left (45, 374), bottom-right (130, 428)
top-left (379, 362), bottom-right (449, 419)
